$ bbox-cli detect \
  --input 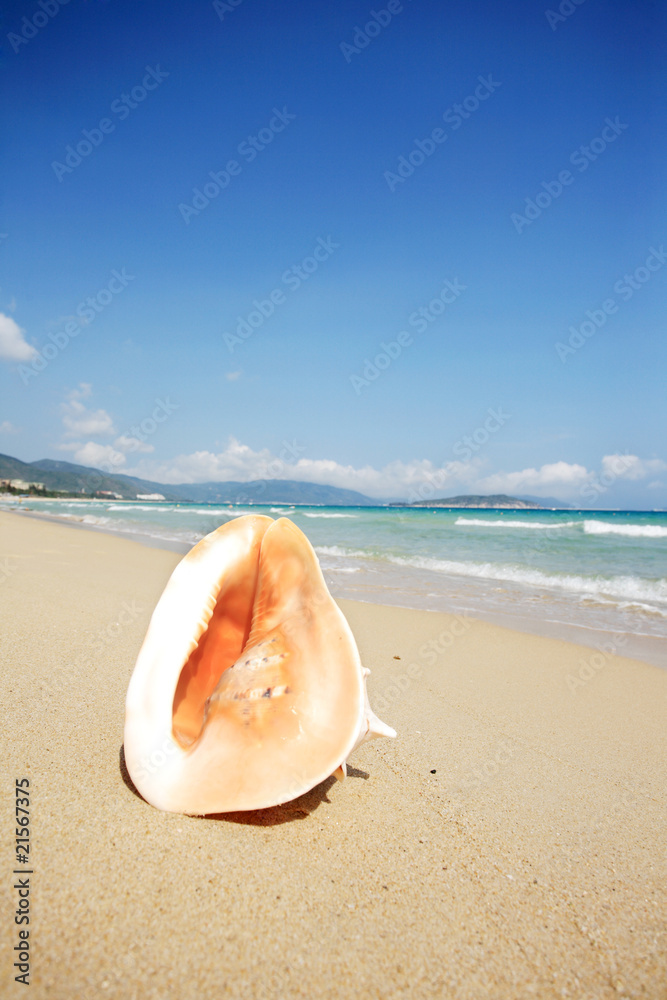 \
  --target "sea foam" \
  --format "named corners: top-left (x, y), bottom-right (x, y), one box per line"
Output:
top-left (386, 554), bottom-right (667, 606)
top-left (455, 517), bottom-right (575, 530)
top-left (302, 512), bottom-right (358, 518)
top-left (584, 520), bottom-right (667, 539)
